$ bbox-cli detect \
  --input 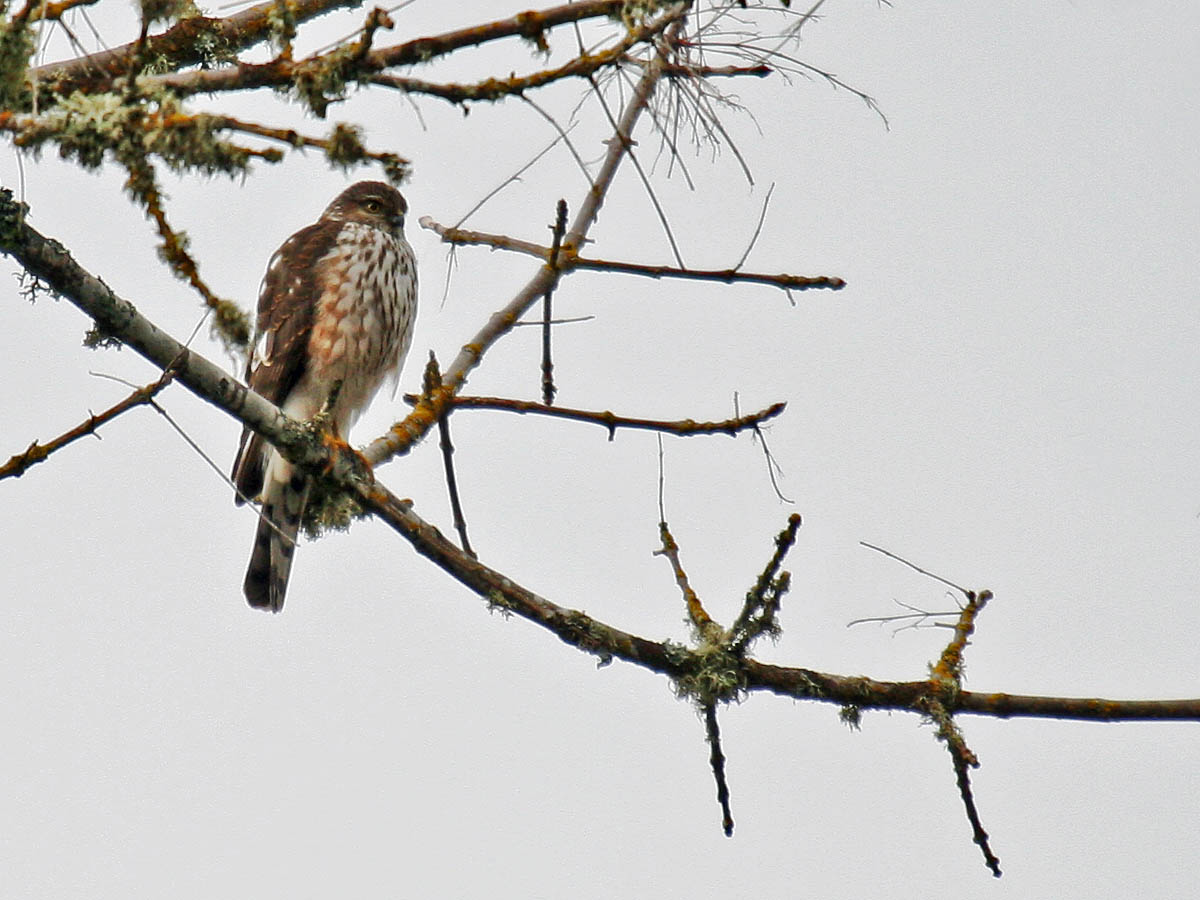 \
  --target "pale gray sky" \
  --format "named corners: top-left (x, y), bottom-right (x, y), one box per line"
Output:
top-left (2, 2), bottom-right (1198, 897)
